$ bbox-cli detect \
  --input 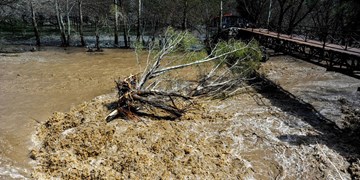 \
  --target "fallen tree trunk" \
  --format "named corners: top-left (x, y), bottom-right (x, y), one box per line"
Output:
top-left (106, 28), bottom-right (262, 122)
top-left (106, 75), bottom-right (191, 122)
